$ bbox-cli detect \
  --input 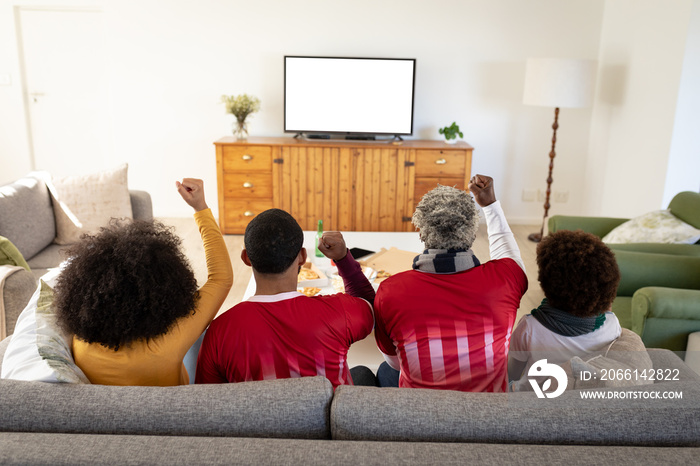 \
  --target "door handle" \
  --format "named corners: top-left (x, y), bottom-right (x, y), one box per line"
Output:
top-left (243, 181), bottom-right (253, 188)
top-left (244, 211), bottom-right (254, 217)
top-left (242, 154), bottom-right (253, 161)
top-left (435, 158), bottom-right (447, 165)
